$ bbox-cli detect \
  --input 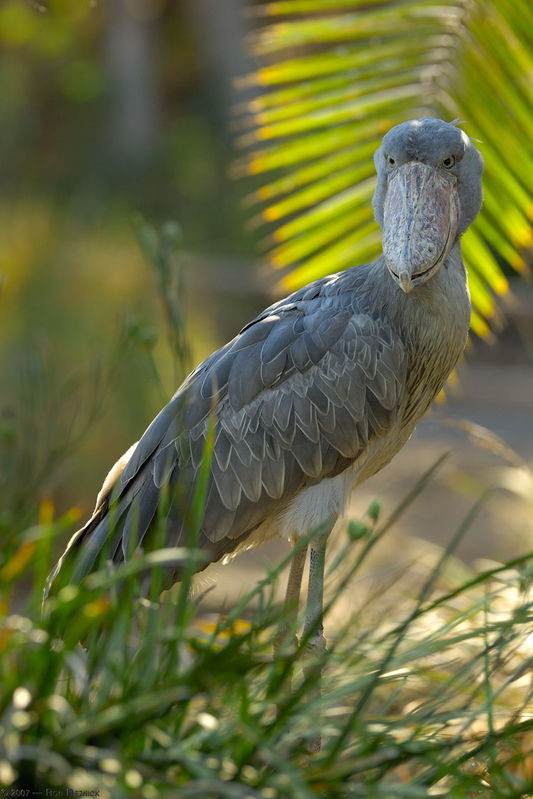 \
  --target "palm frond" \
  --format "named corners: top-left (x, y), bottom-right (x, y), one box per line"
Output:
top-left (240, 0), bottom-right (533, 329)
